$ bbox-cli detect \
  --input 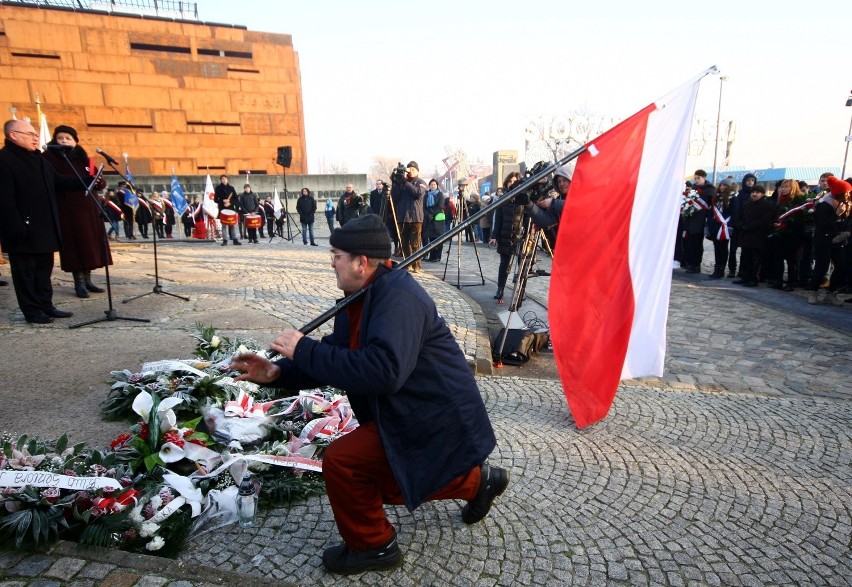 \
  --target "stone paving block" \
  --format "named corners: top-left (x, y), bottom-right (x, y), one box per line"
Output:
top-left (77, 562), bottom-right (115, 580)
top-left (8, 555), bottom-right (54, 578)
top-left (43, 557), bottom-right (87, 579)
